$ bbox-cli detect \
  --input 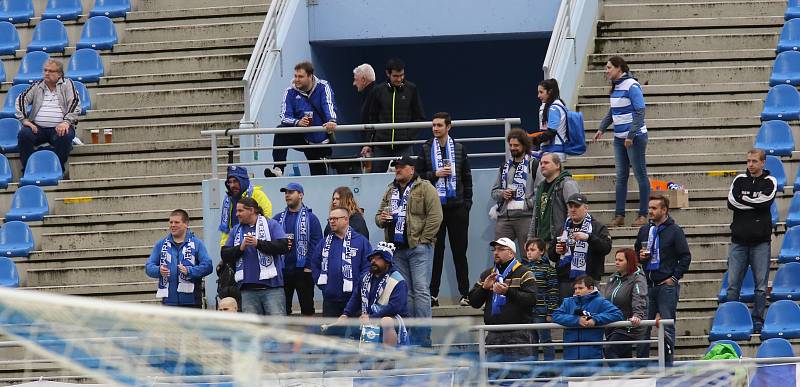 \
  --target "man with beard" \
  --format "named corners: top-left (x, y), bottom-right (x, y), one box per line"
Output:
top-left (219, 166), bottom-right (273, 246)
top-left (338, 242), bottom-right (410, 346)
